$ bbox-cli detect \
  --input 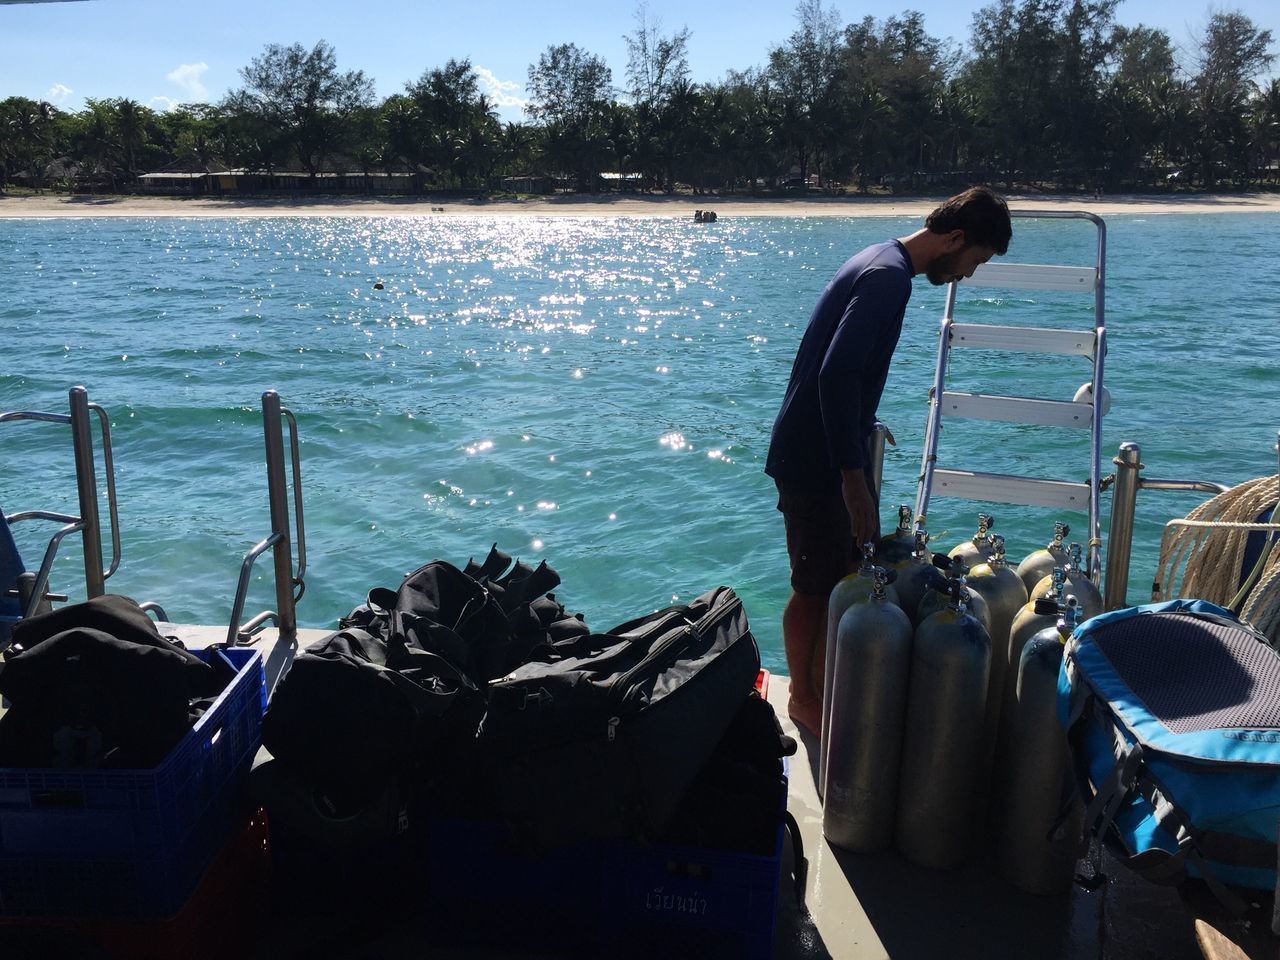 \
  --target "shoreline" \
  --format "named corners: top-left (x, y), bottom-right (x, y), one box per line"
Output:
top-left (2, 191), bottom-right (1279, 219)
